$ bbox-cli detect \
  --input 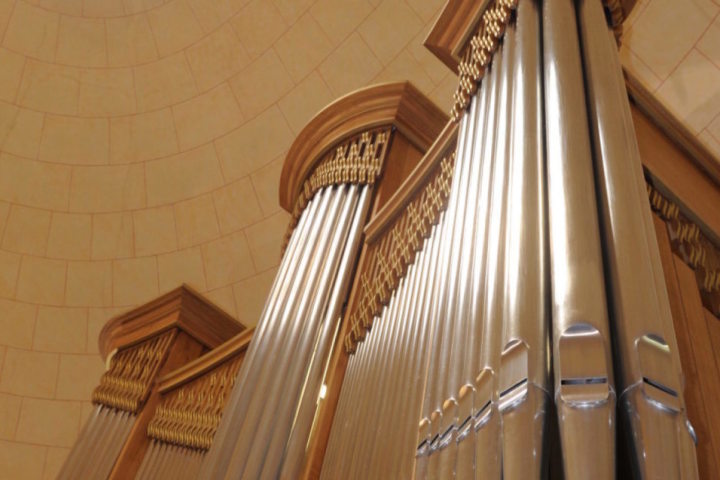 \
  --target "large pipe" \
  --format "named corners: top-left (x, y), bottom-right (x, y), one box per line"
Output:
top-left (543, 0), bottom-right (616, 476)
top-left (415, 212), bottom-right (445, 480)
top-left (230, 185), bottom-right (350, 478)
top-left (427, 98), bottom-right (473, 480)
top-left (262, 184), bottom-right (364, 477)
top-left (279, 185), bottom-right (372, 478)
top-left (498, 1), bottom-right (550, 477)
top-left (578, 0), bottom-right (698, 477)
top-left (200, 188), bottom-right (325, 477)
top-left (350, 275), bottom-right (407, 478)
top-left (455, 45), bottom-right (495, 480)
top-left (246, 185), bottom-right (359, 478)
